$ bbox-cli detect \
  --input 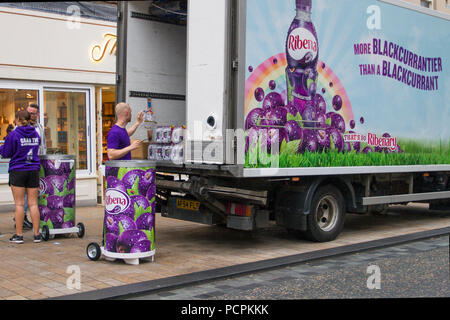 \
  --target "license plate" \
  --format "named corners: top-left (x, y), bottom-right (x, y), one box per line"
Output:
top-left (176, 199), bottom-right (200, 211)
